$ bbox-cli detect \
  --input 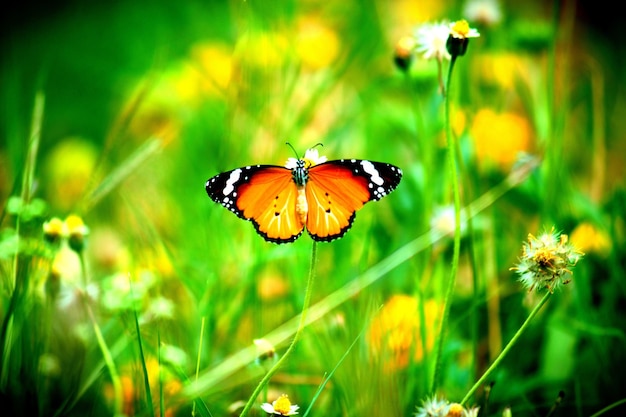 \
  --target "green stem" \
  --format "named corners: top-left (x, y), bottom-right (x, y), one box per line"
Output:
top-left (192, 317), bottom-right (206, 417)
top-left (239, 241), bottom-right (318, 417)
top-left (78, 250), bottom-right (123, 416)
top-left (84, 295), bottom-right (123, 416)
top-left (430, 55), bottom-right (461, 395)
top-left (460, 291), bottom-right (552, 405)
